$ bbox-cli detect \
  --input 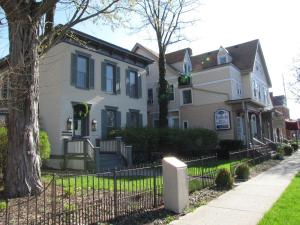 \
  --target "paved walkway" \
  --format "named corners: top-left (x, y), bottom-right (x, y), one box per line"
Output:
top-left (171, 151), bottom-right (300, 225)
